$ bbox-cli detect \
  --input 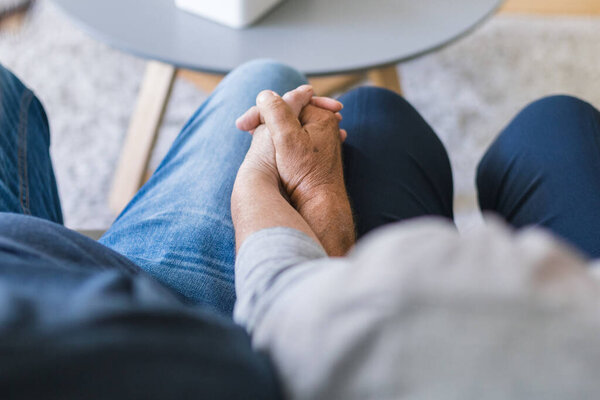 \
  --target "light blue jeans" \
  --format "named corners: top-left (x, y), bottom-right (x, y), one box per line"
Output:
top-left (100, 60), bottom-right (307, 315)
